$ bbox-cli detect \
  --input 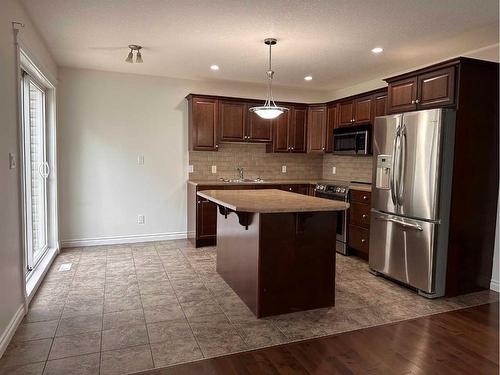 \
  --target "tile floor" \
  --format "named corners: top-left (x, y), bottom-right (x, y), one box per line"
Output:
top-left (0, 239), bottom-right (497, 375)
